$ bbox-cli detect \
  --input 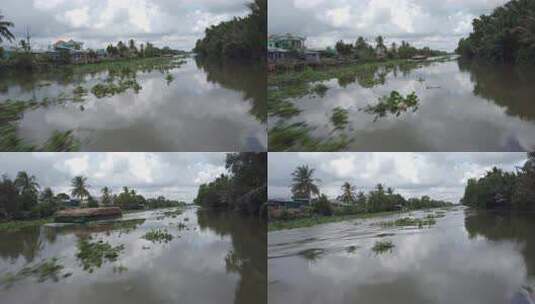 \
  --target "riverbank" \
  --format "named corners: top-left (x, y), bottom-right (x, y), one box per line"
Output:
top-left (268, 56), bottom-right (454, 119)
top-left (0, 56), bottom-right (187, 152)
top-left (0, 218), bottom-right (53, 232)
top-left (268, 207), bottom-right (456, 231)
